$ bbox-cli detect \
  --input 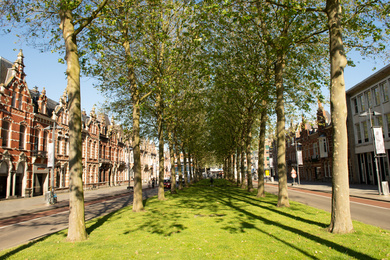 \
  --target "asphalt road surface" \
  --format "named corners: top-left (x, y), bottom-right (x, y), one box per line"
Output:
top-left (265, 184), bottom-right (390, 230)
